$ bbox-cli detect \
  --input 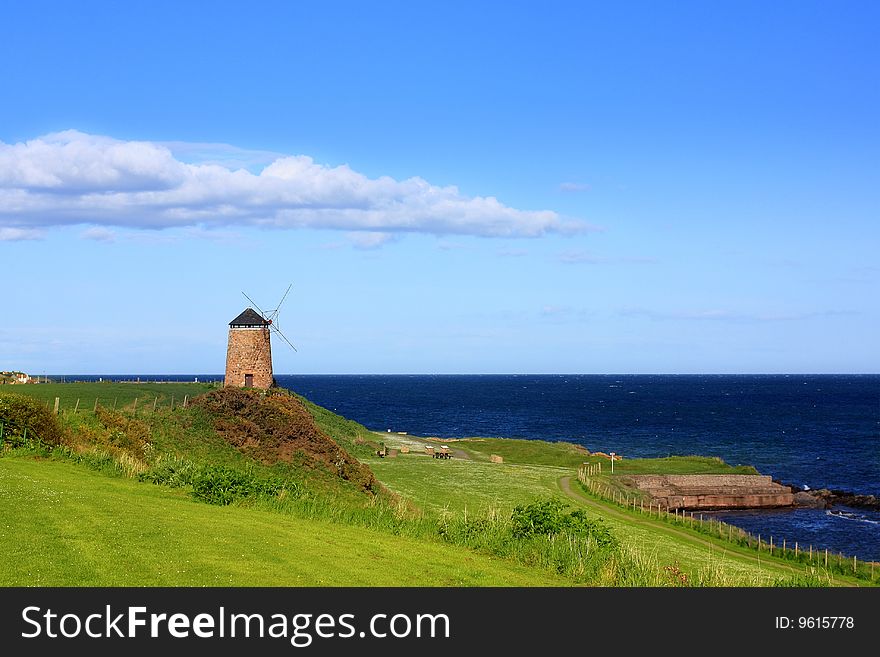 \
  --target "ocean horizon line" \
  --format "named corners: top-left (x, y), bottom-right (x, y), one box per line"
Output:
top-left (23, 372), bottom-right (880, 378)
